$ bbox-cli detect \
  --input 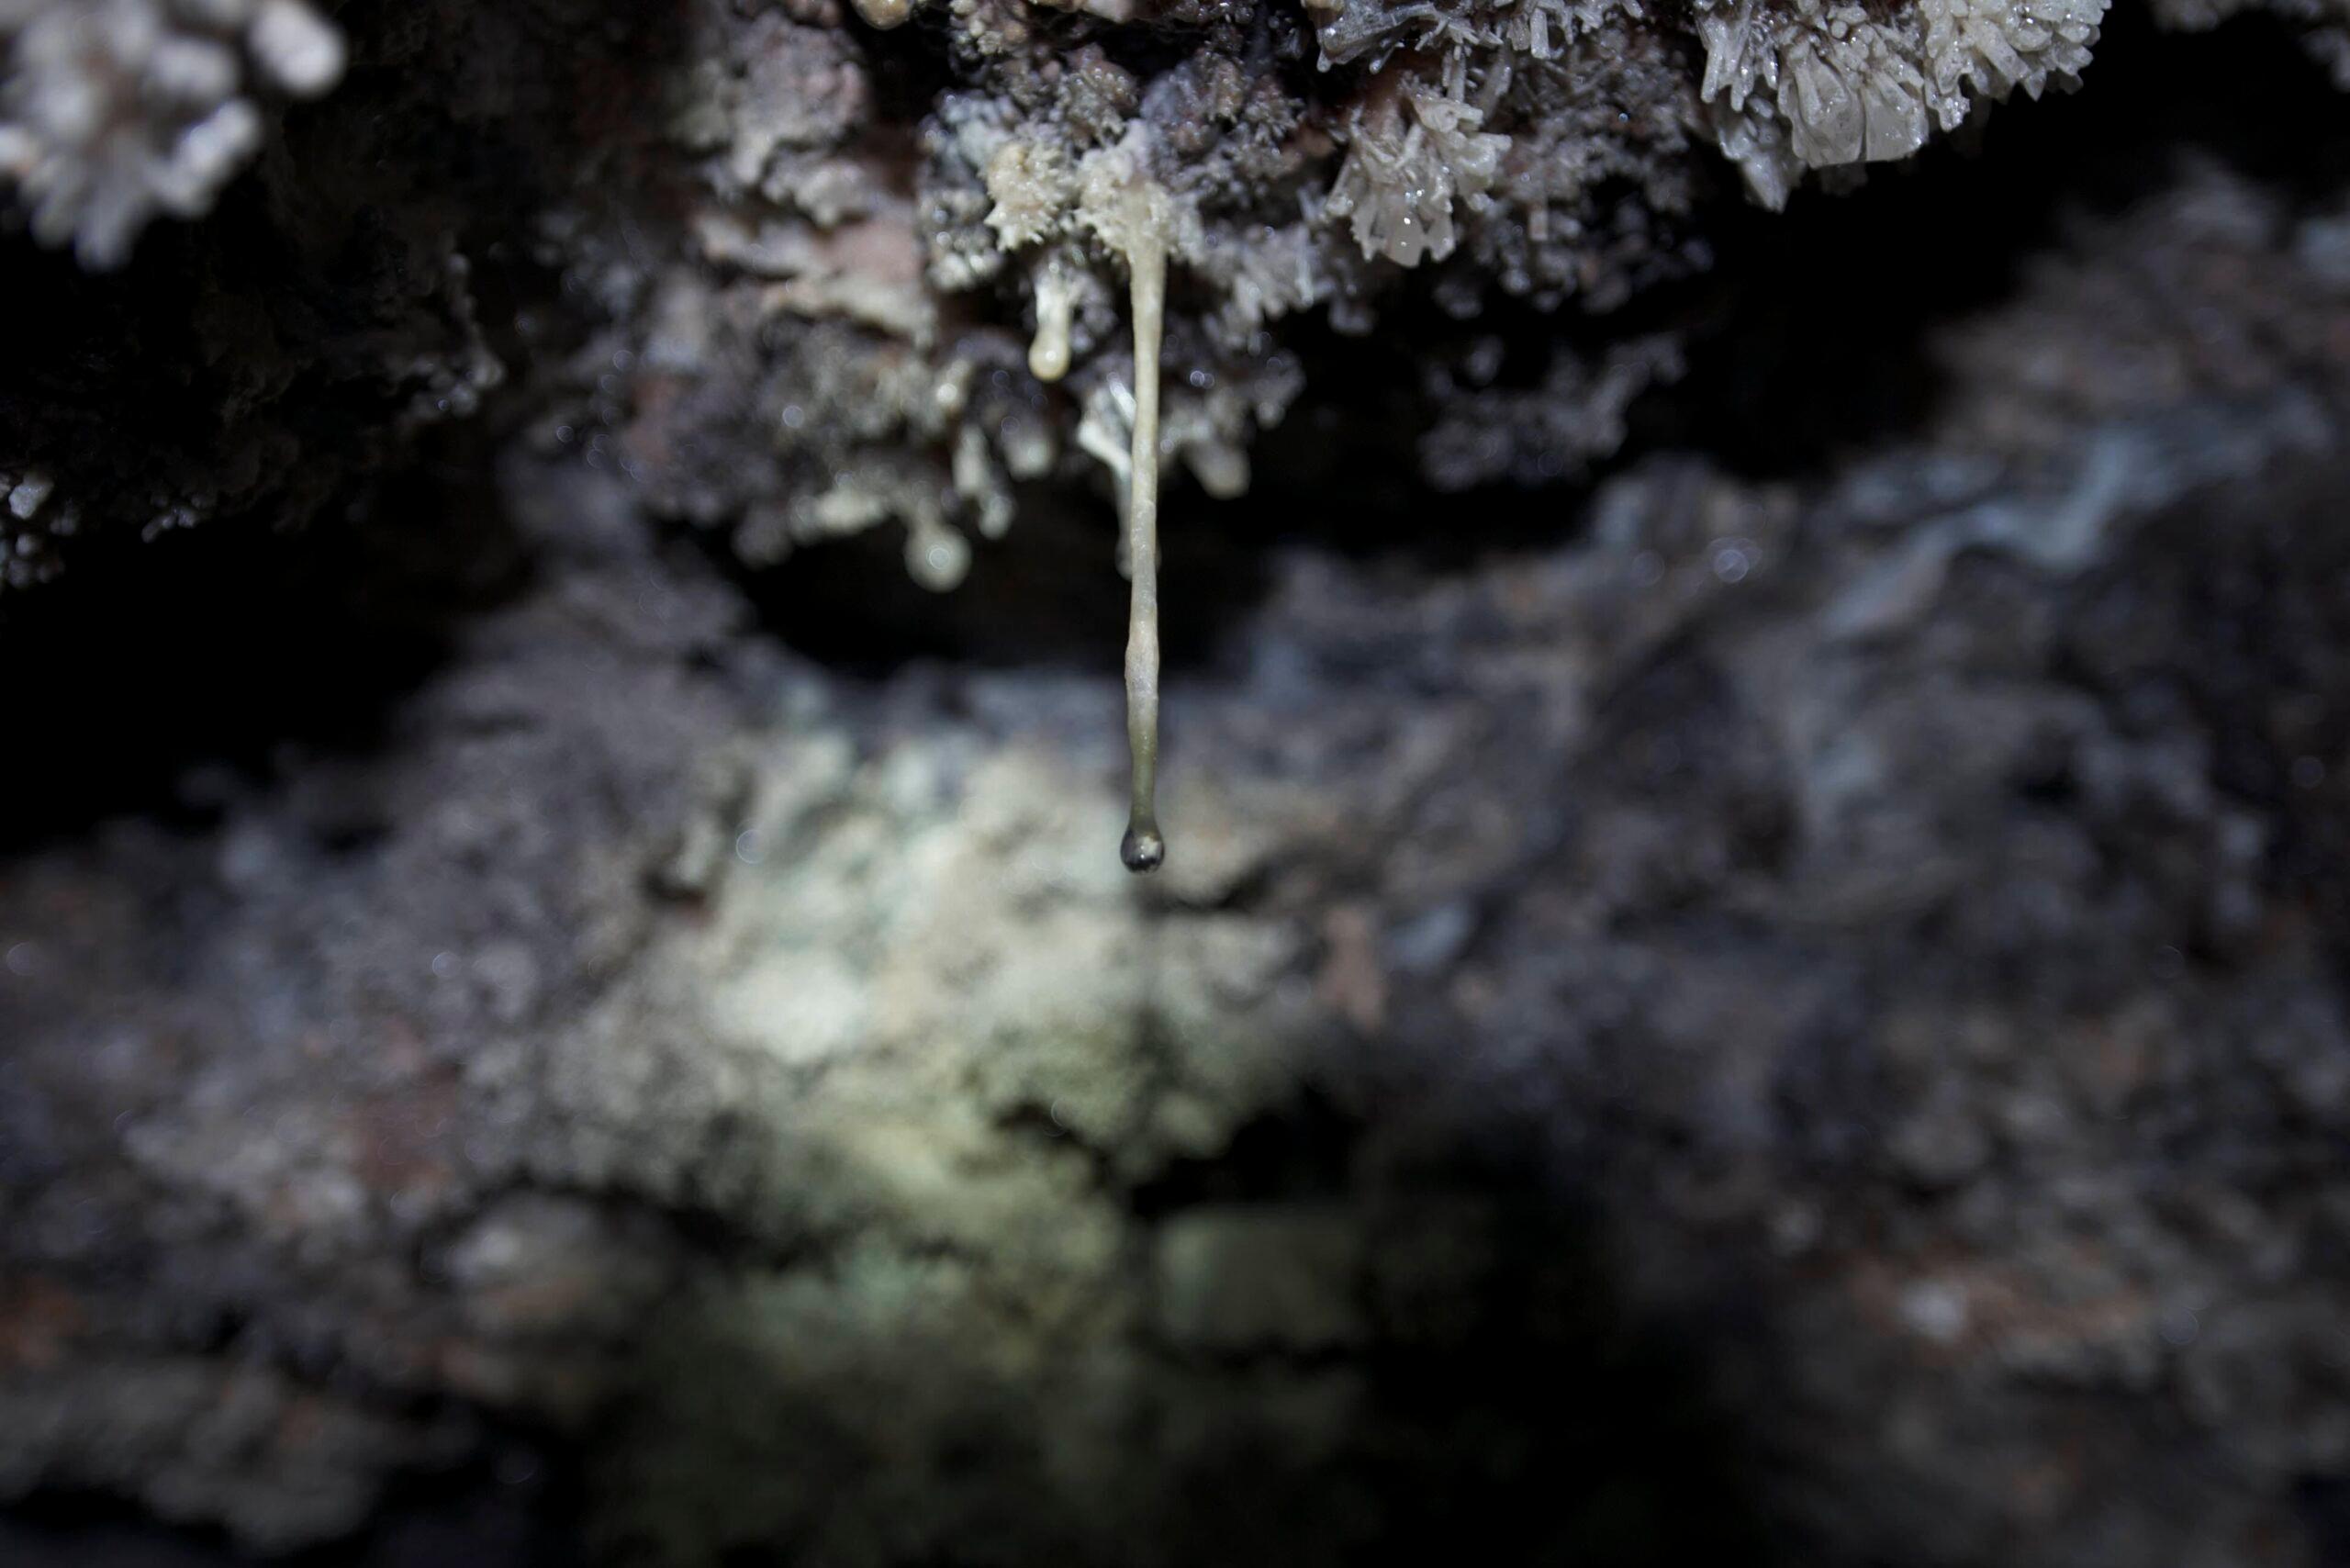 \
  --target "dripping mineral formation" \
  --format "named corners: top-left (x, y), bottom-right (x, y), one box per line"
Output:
top-left (1099, 160), bottom-right (1170, 874)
